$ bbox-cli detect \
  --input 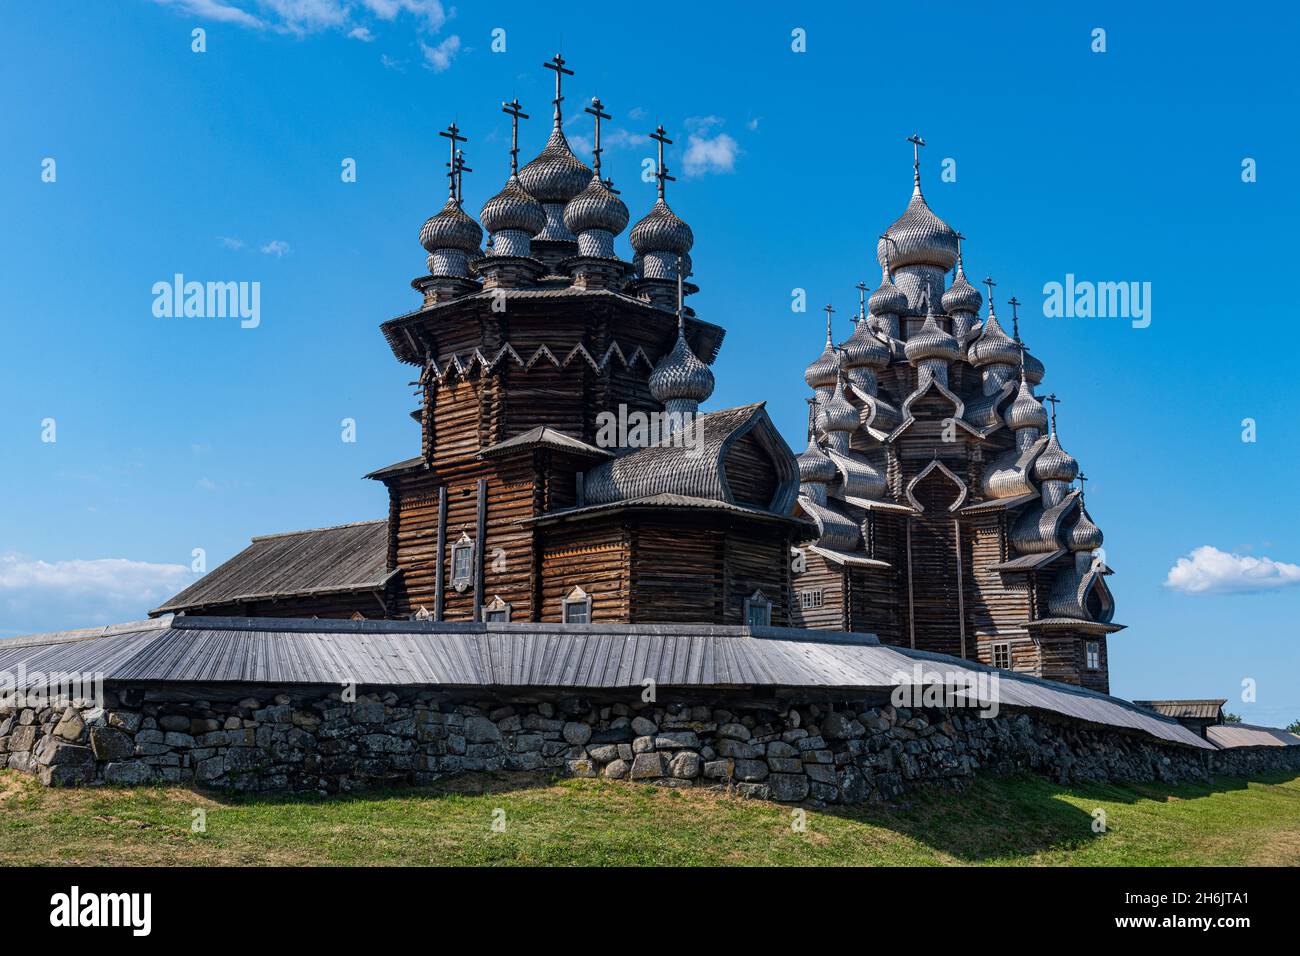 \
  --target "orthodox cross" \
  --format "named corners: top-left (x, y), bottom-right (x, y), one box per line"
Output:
top-left (855, 281), bottom-right (868, 321)
top-left (438, 122), bottom-right (467, 200)
top-left (1044, 393), bottom-right (1061, 433)
top-left (907, 133), bottom-right (926, 184)
top-left (501, 99), bottom-right (528, 176)
top-left (954, 230), bottom-right (966, 276)
top-left (453, 149), bottom-right (471, 203)
top-left (543, 53), bottom-right (573, 121)
top-left (879, 234), bottom-right (897, 275)
top-left (604, 176), bottom-right (620, 195)
top-left (584, 97), bottom-right (611, 175)
top-left (1007, 296), bottom-right (1022, 341)
top-left (1077, 472), bottom-right (1088, 497)
top-left (982, 276), bottom-right (997, 316)
top-left (650, 125), bottom-right (675, 200)
top-left (823, 303), bottom-right (836, 343)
